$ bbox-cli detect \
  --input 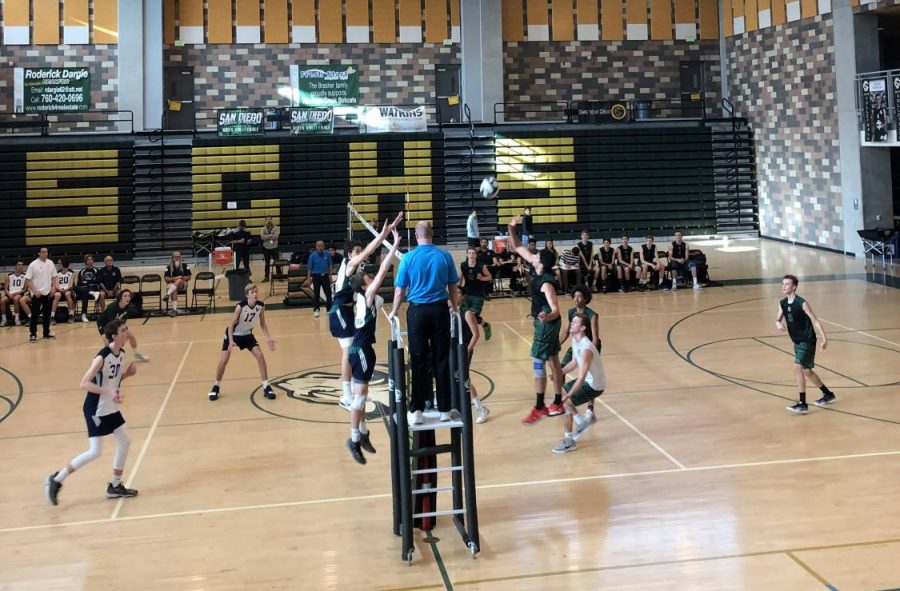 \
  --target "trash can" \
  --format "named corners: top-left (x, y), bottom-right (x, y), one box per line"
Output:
top-left (225, 268), bottom-right (250, 301)
top-left (634, 100), bottom-right (651, 121)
